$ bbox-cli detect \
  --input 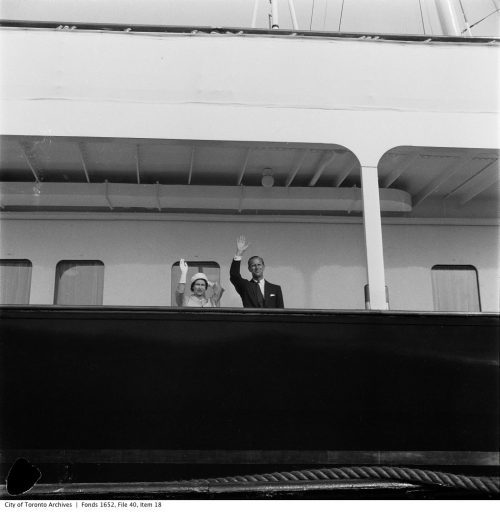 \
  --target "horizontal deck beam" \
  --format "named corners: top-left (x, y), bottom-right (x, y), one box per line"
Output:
top-left (0, 182), bottom-right (412, 212)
